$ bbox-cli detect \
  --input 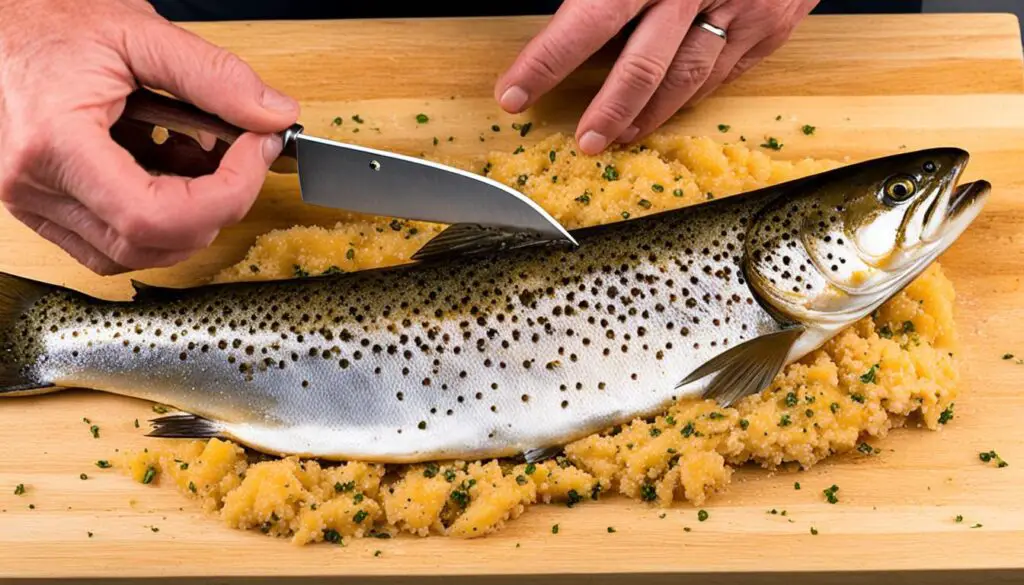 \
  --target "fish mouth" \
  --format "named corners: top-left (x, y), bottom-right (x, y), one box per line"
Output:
top-left (948, 179), bottom-right (992, 219)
